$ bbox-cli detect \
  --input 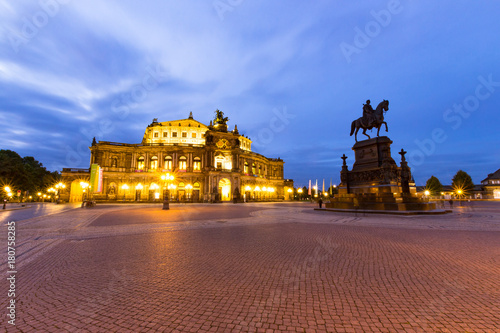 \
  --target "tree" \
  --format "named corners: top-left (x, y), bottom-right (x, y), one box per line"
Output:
top-left (425, 176), bottom-right (443, 196)
top-left (451, 170), bottom-right (474, 195)
top-left (0, 149), bottom-right (59, 199)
